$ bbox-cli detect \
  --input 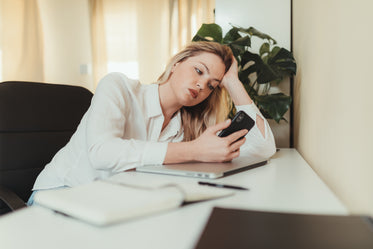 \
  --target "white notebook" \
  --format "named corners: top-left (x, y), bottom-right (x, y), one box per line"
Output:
top-left (34, 176), bottom-right (233, 226)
